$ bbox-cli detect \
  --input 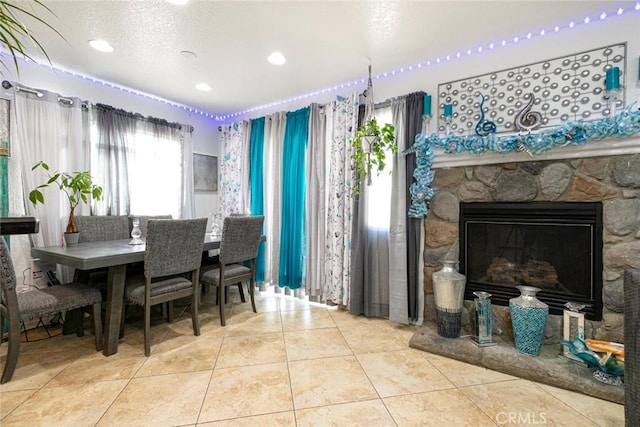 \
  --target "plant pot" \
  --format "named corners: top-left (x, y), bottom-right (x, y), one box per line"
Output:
top-left (64, 232), bottom-right (79, 247)
top-left (361, 135), bottom-right (377, 153)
